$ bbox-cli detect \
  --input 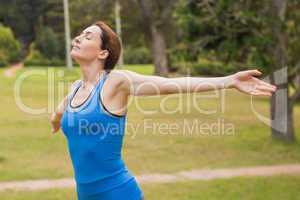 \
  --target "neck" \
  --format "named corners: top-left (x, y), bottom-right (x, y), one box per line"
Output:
top-left (79, 60), bottom-right (105, 87)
